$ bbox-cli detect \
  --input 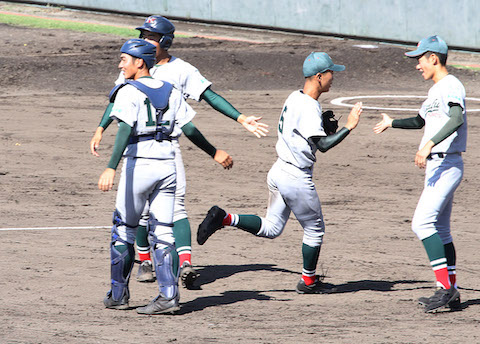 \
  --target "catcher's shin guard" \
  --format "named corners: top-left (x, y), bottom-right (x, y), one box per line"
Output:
top-left (109, 212), bottom-right (135, 301)
top-left (148, 218), bottom-right (178, 300)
